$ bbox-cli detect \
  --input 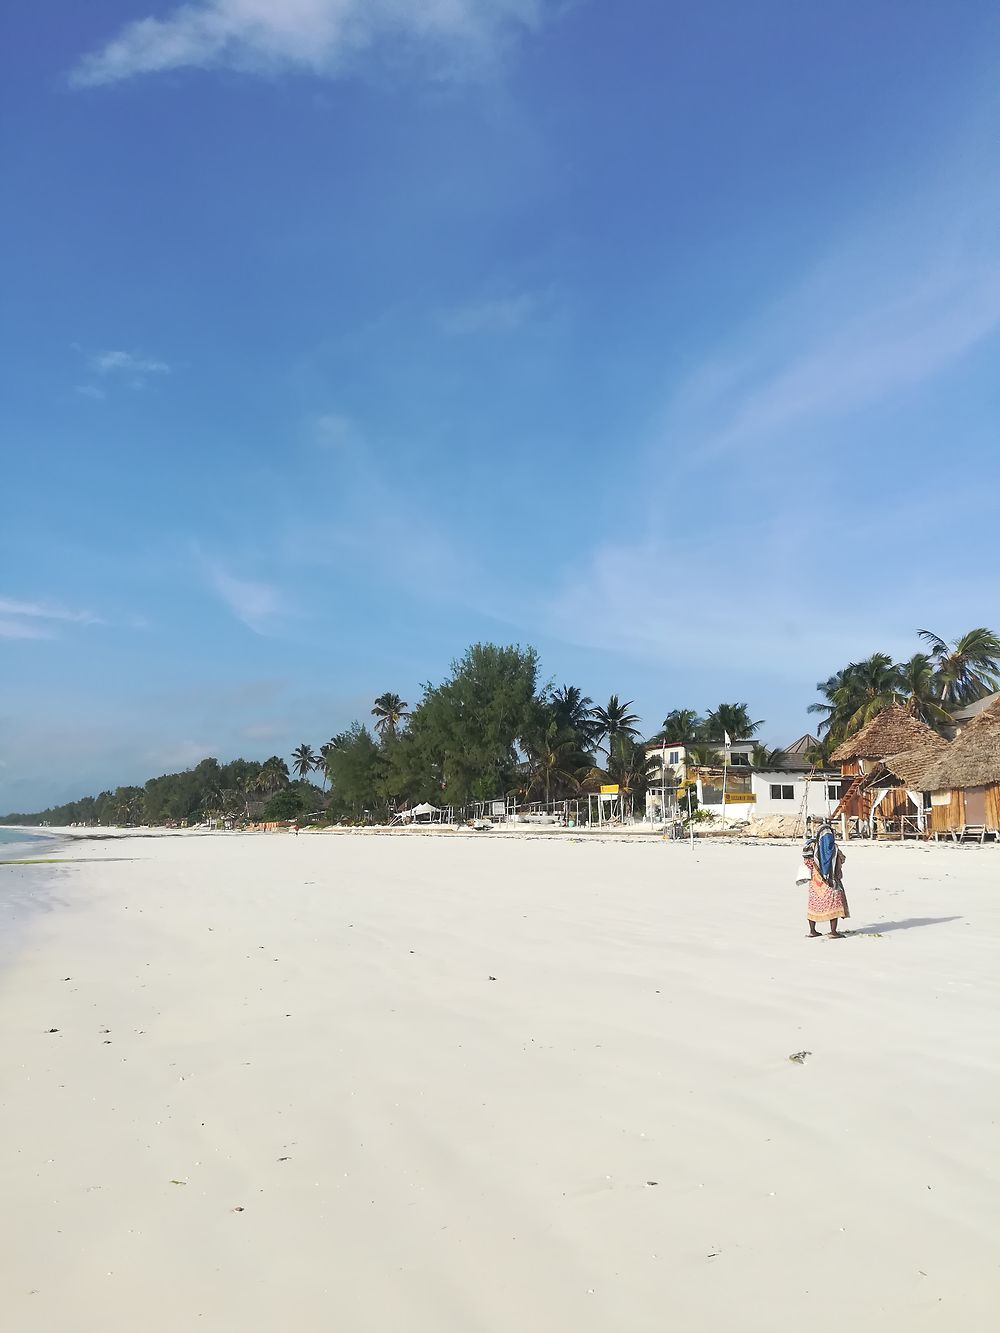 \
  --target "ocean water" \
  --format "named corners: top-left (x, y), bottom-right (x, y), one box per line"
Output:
top-left (0, 828), bottom-right (56, 859)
